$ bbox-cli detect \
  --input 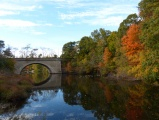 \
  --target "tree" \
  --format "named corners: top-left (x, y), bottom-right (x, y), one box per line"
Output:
top-left (103, 48), bottom-right (112, 64)
top-left (122, 24), bottom-right (143, 65)
top-left (61, 41), bottom-right (78, 59)
top-left (91, 29), bottom-right (111, 73)
top-left (91, 28), bottom-right (111, 42)
top-left (139, 0), bottom-right (159, 50)
top-left (29, 49), bottom-right (38, 58)
top-left (114, 14), bottom-right (140, 77)
top-left (0, 41), bottom-right (15, 71)
top-left (107, 32), bottom-right (118, 57)
top-left (121, 24), bottom-right (143, 78)
top-left (138, 0), bottom-right (159, 83)
top-left (20, 44), bottom-right (31, 58)
top-left (3, 47), bottom-right (14, 58)
top-left (77, 37), bottom-right (95, 74)
top-left (78, 36), bottom-right (95, 57)
top-left (118, 13), bottom-right (139, 39)
top-left (0, 40), bottom-right (5, 56)
top-left (61, 41), bottom-right (78, 72)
